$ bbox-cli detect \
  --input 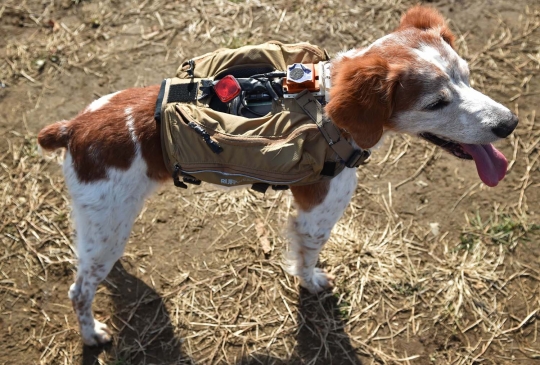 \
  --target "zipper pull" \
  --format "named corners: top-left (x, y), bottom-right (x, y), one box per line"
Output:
top-left (188, 122), bottom-right (223, 154)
